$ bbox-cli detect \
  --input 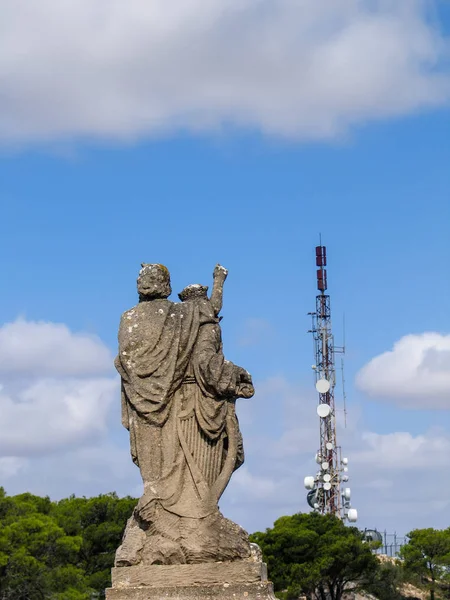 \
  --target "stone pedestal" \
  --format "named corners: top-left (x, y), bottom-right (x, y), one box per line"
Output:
top-left (105, 561), bottom-right (276, 600)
